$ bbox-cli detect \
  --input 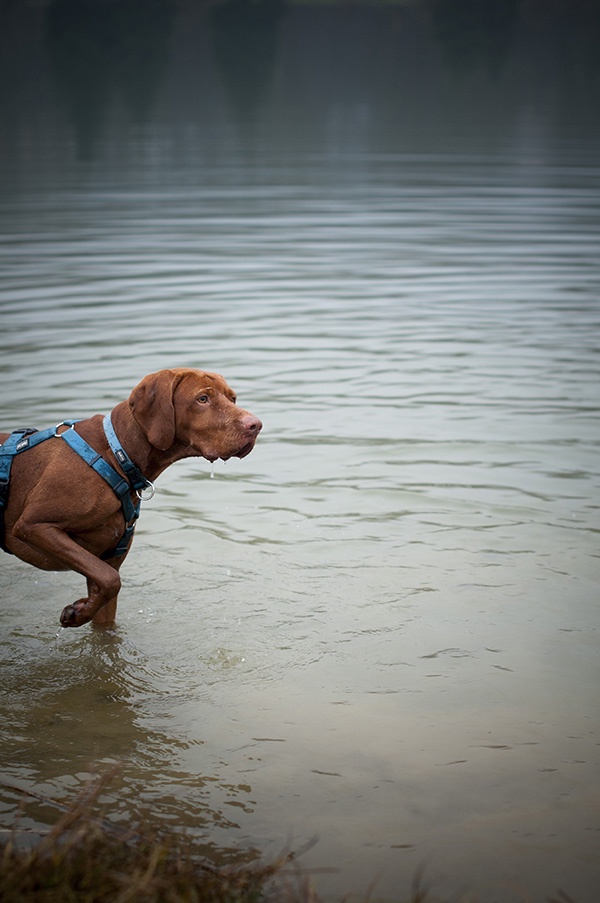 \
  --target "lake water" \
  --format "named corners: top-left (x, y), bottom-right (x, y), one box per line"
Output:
top-left (1, 2), bottom-right (599, 900)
